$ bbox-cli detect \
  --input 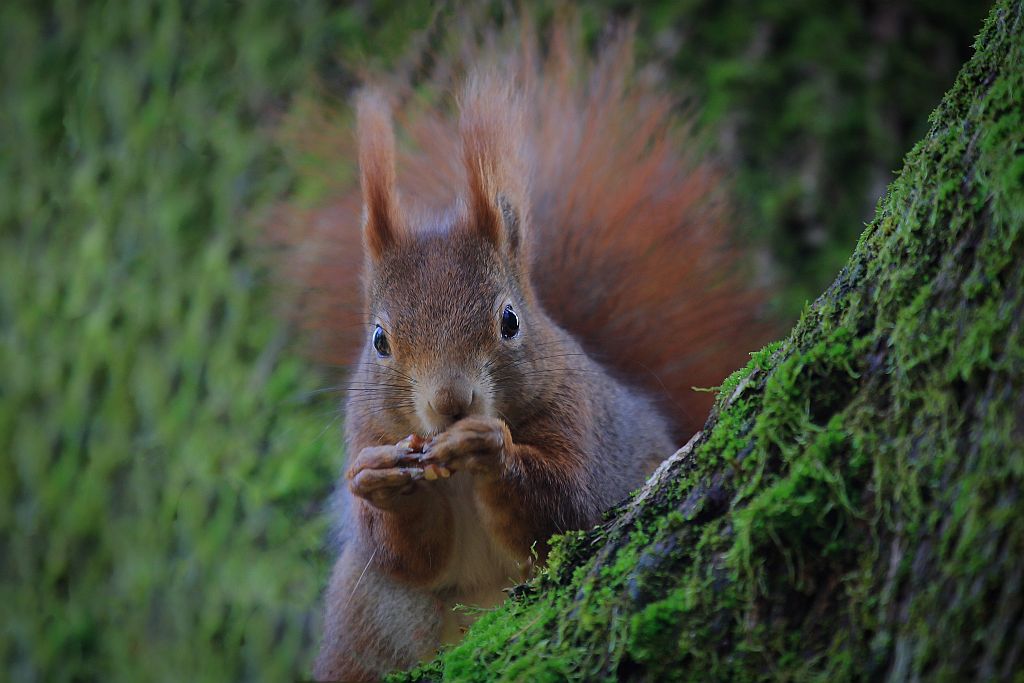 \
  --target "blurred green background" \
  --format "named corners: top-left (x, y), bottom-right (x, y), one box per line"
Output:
top-left (0, 1), bottom-right (989, 681)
